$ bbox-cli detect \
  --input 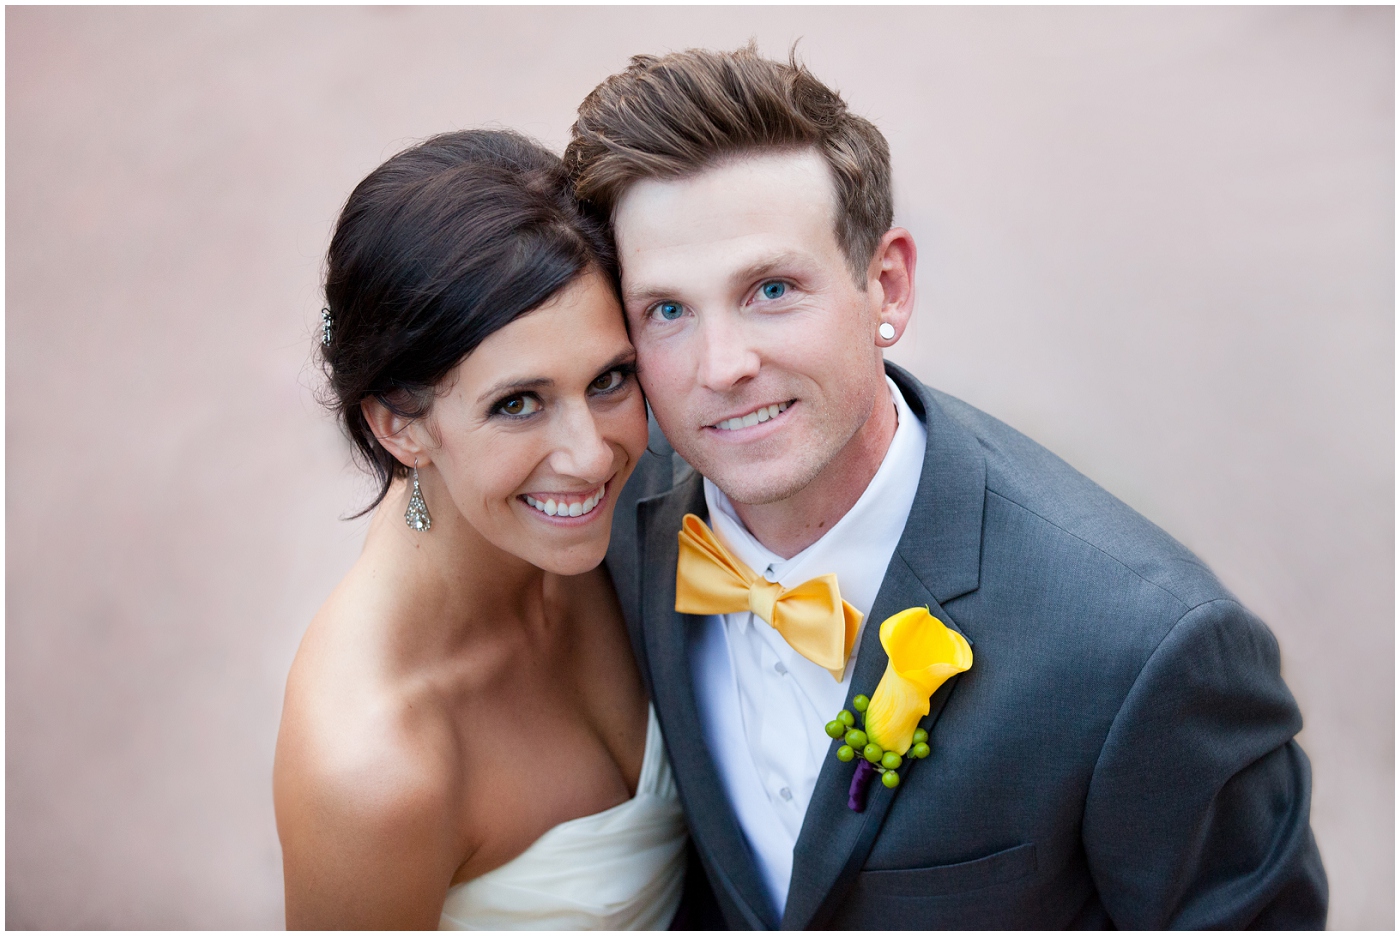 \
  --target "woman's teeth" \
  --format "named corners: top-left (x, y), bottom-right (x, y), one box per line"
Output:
top-left (523, 485), bottom-right (605, 518)
top-left (715, 401), bottom-right (789, 432)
